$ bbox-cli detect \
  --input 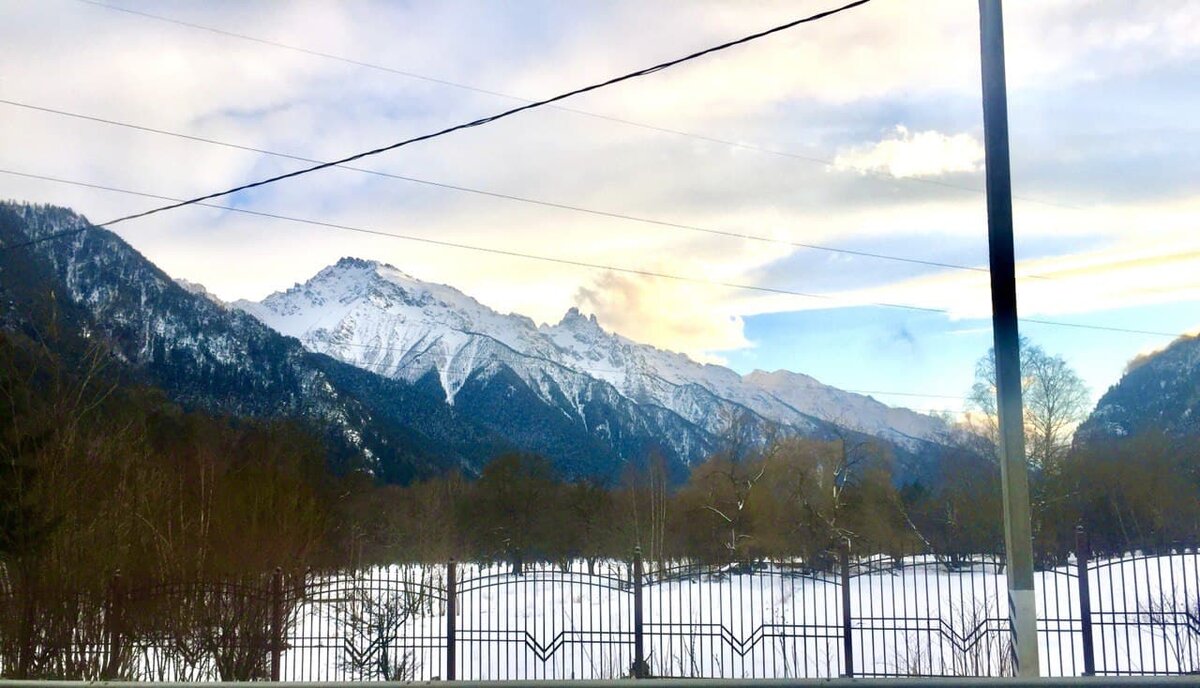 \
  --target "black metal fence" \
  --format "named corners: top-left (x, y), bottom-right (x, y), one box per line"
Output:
top-left (1, 529), bottom-right (1197, 681)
